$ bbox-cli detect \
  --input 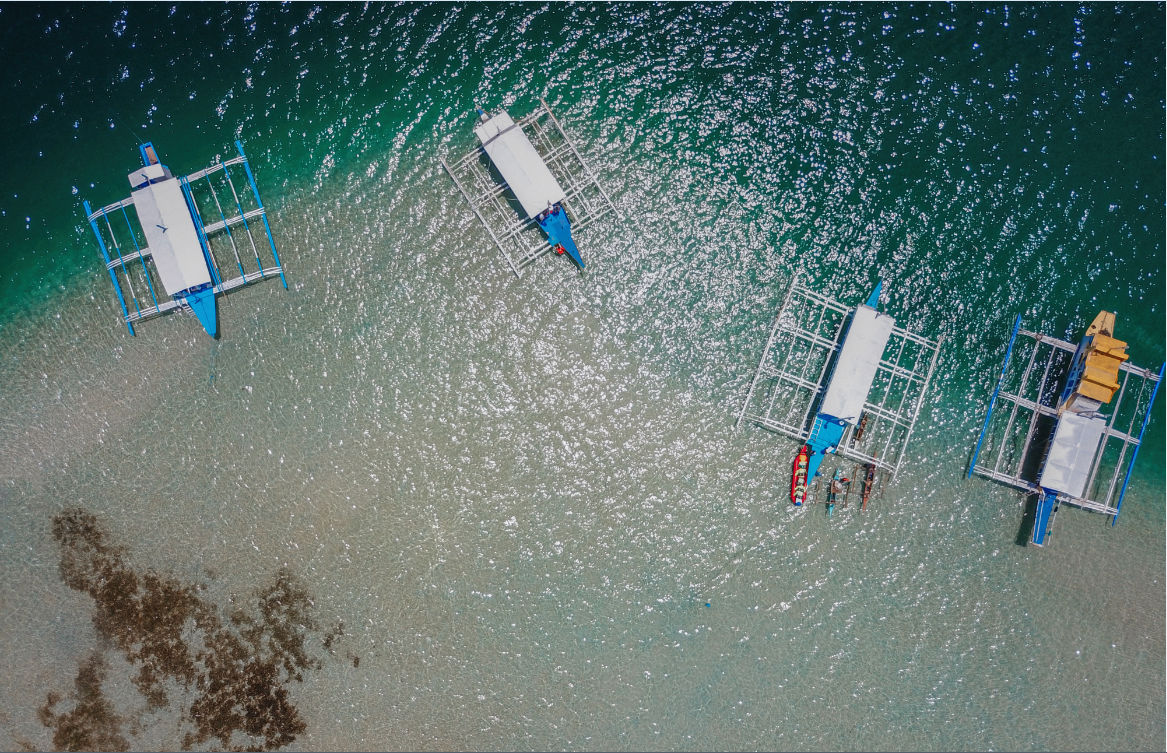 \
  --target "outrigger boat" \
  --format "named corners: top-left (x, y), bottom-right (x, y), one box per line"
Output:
top-left (798, 282), bottom-right (888, 484)
top-left (738, 275), bottom-right (942, 512)
top-left (440, 98), bottom-right (618, 278)
top-left (473, 106), bottom-right (584, 269)
top-left (790, 445), bottom-right (810, 506)
top-left (83, 140), bottom-right (286, 337)
top-left (969, 311), bottom-right (1162, 546)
